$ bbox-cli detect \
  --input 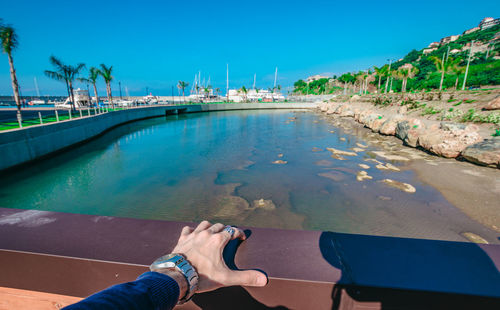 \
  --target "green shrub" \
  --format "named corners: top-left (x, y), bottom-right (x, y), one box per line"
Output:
top-left (421, 106), bottom-right (441, 116)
